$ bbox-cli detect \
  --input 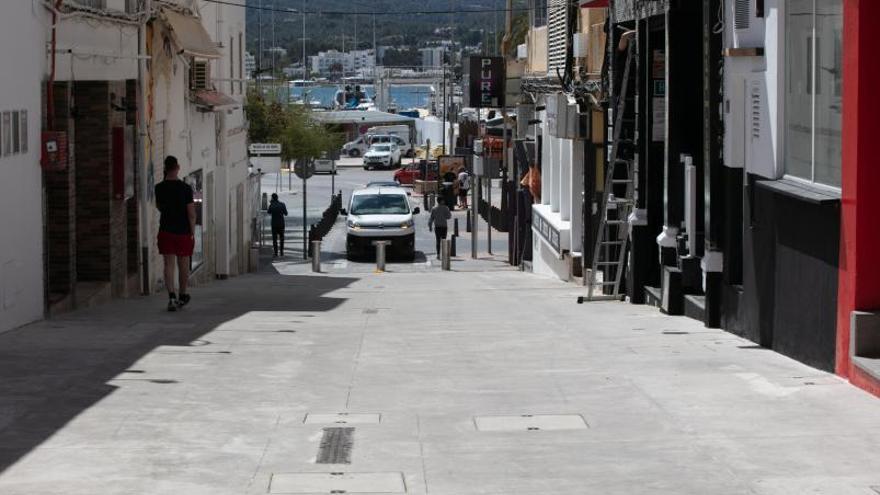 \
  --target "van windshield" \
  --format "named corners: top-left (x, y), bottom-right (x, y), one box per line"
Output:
top-left (351, 194), bottom-right (409, 215)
